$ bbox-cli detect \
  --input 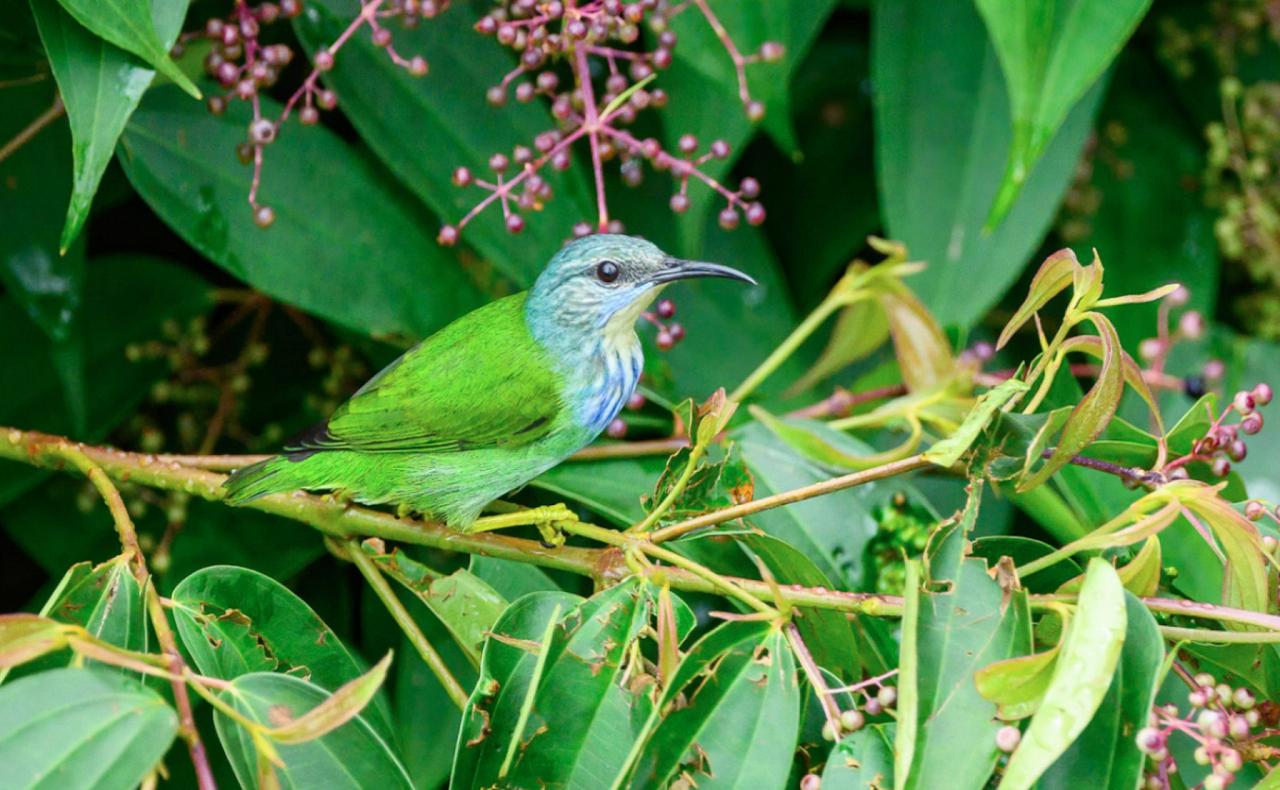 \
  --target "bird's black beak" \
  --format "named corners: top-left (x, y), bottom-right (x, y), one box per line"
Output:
top-left (650, 258), bottom-right (757, 286)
